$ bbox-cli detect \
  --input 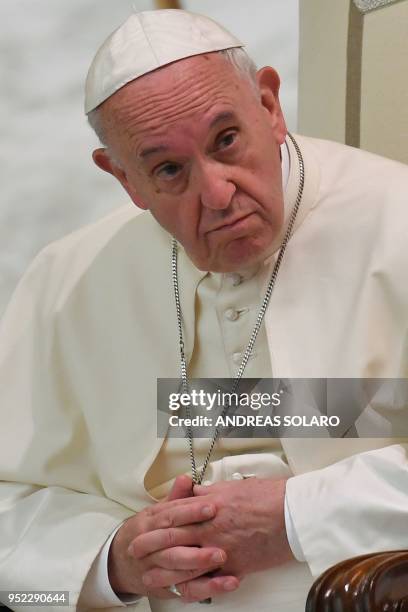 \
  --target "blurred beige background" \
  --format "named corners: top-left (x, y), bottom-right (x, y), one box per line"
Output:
top-left (0, 0), bottom-right (299, 315)
top-left (298, 0), bottom-right (408, 163)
